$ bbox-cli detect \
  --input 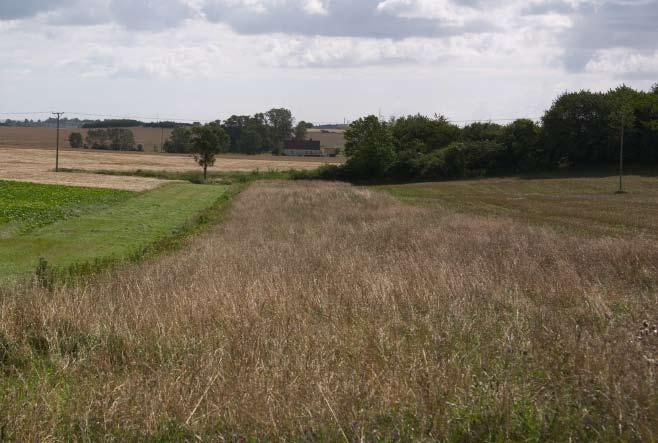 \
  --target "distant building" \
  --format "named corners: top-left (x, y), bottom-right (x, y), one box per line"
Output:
top-left (283, 139), bottom-right (322, 157)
